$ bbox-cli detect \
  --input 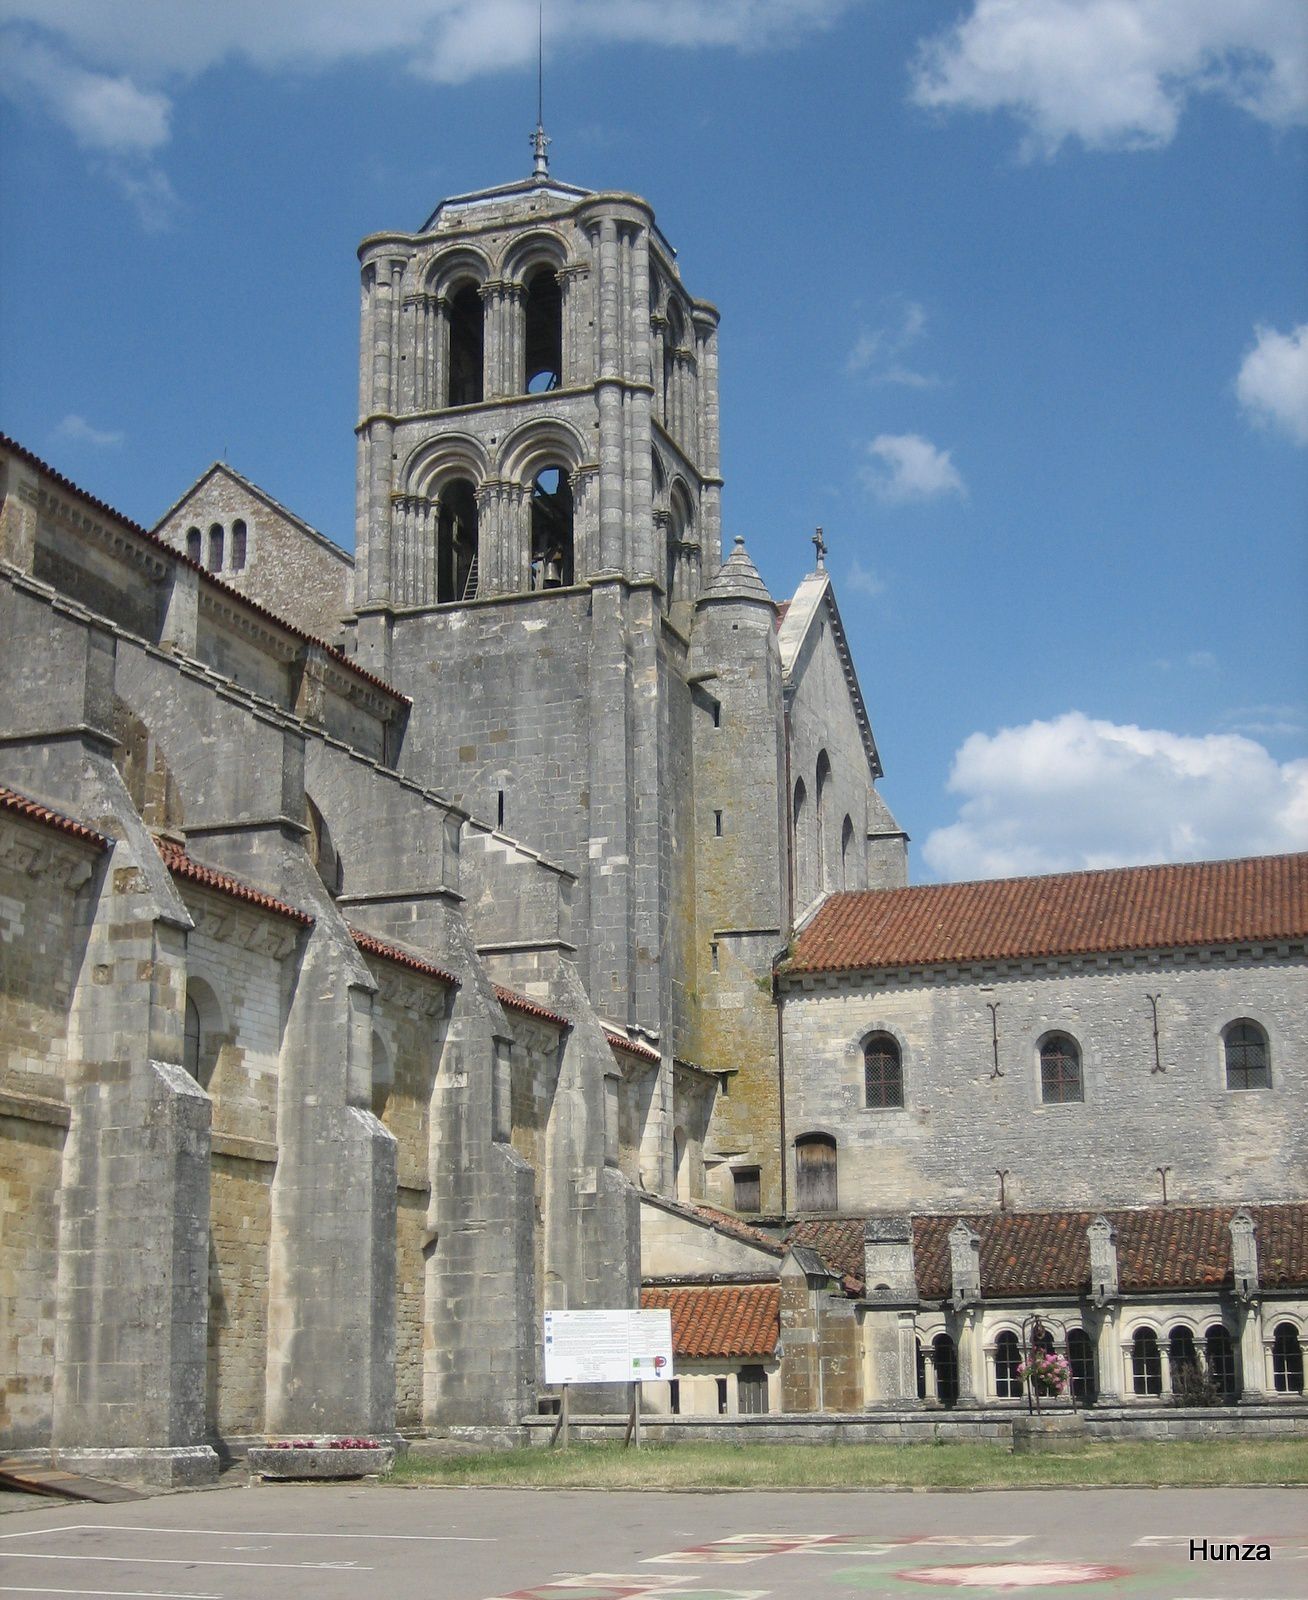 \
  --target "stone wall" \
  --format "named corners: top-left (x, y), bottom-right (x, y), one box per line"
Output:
top-left (781, 951), bottom-right (1308, 1212)
top-left (154, 466), bottom-right (354, 645)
